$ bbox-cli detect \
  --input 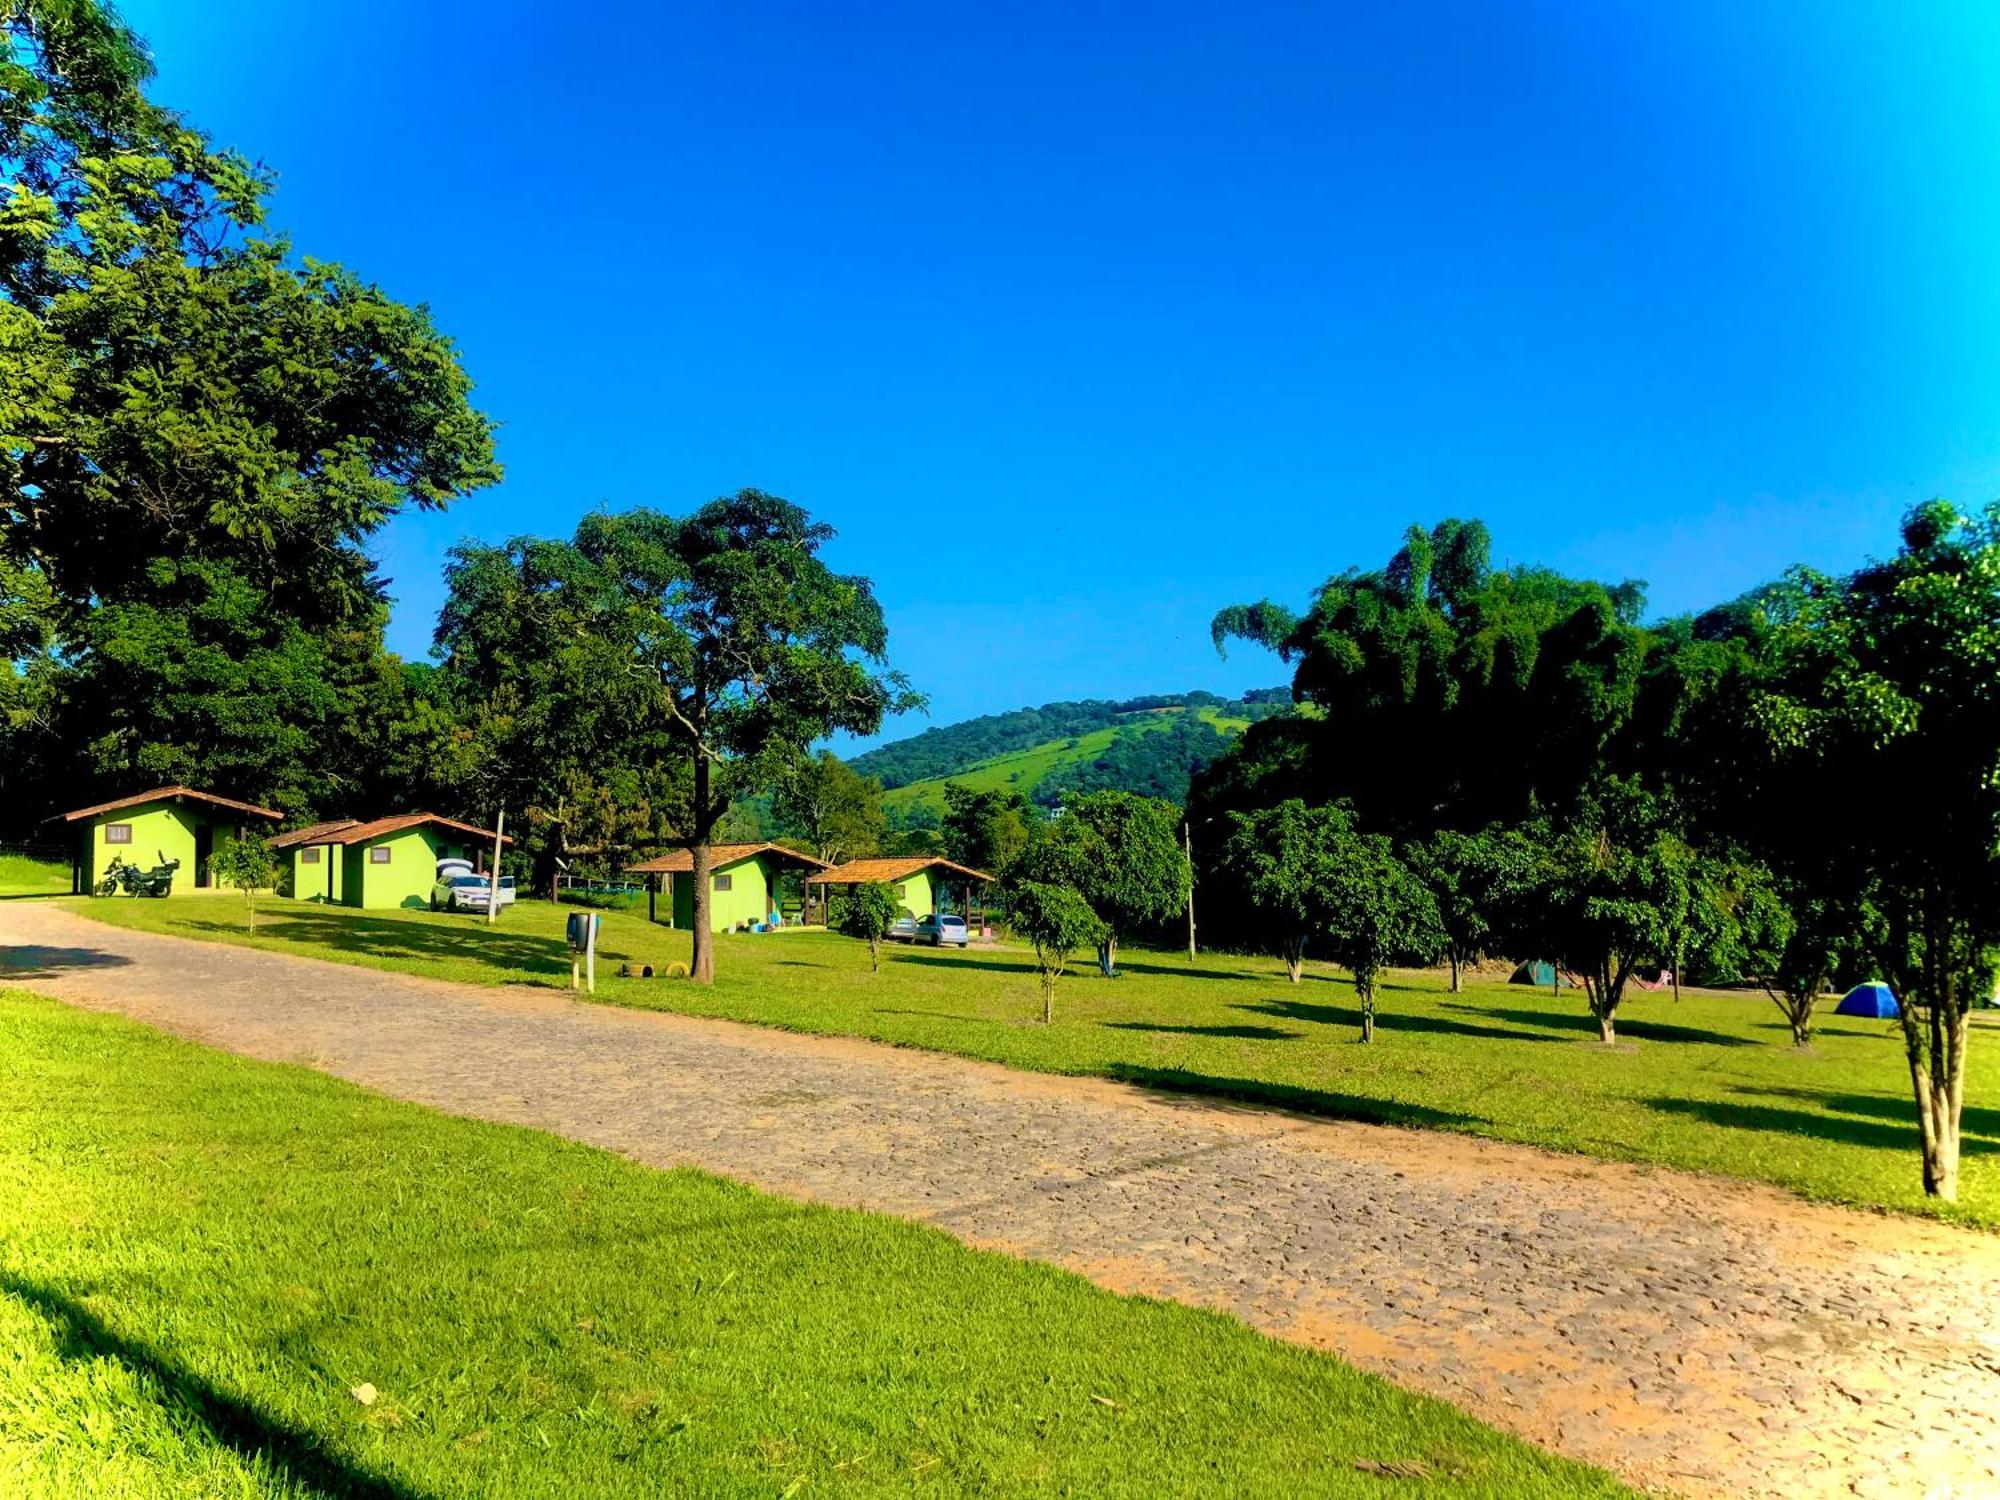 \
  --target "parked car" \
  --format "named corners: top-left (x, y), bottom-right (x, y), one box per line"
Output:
top-left (914, 913), bottom-right (969, 948)
top-left (431, 864), bottom-right (518, 912)
top-left (888, 909), bottom-right (919, 942)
